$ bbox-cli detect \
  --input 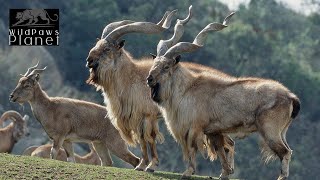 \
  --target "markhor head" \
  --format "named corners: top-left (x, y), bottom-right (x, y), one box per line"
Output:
top-left (85, 9), bottom-right (177, 85)
top-left (147, 12), bottom-right (235, 103)
top-left (10, 60), bottom-right (46, 104)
